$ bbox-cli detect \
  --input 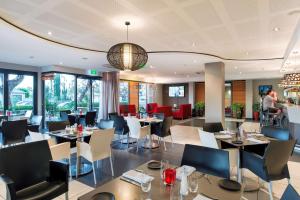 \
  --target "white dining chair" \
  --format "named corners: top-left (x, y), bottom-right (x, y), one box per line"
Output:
top-left (198, 129), bottom-right (238, 179)
top-left (50, 142), bottom-right (72, 177)
top-left (126, 117), bottom-right (150, 152)
top-left (239, 122), bottom-right (261, 133)
top-left (76, 128), bottom-right (115, 184)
